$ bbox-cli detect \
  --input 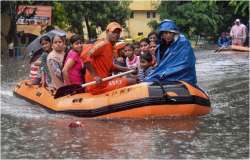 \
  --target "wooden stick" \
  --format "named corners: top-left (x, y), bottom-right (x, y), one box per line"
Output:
top-left (80, 69), bottom-right (135, 88)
